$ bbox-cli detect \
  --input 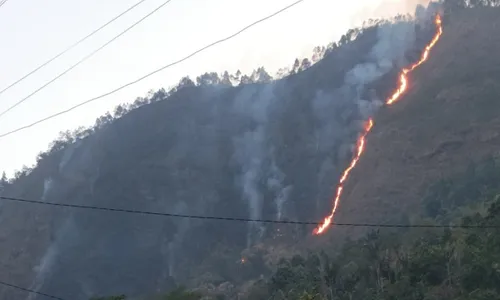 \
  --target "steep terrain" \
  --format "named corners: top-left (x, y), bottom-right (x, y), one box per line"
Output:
top-left (0, 14), bottom-right (433, 299)
top-left (331, 7), bottom-right (500, 238)
top-left (241, 6), bottom-right (500, 300)
top-left (1, 2), bottom-right (494, 300)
